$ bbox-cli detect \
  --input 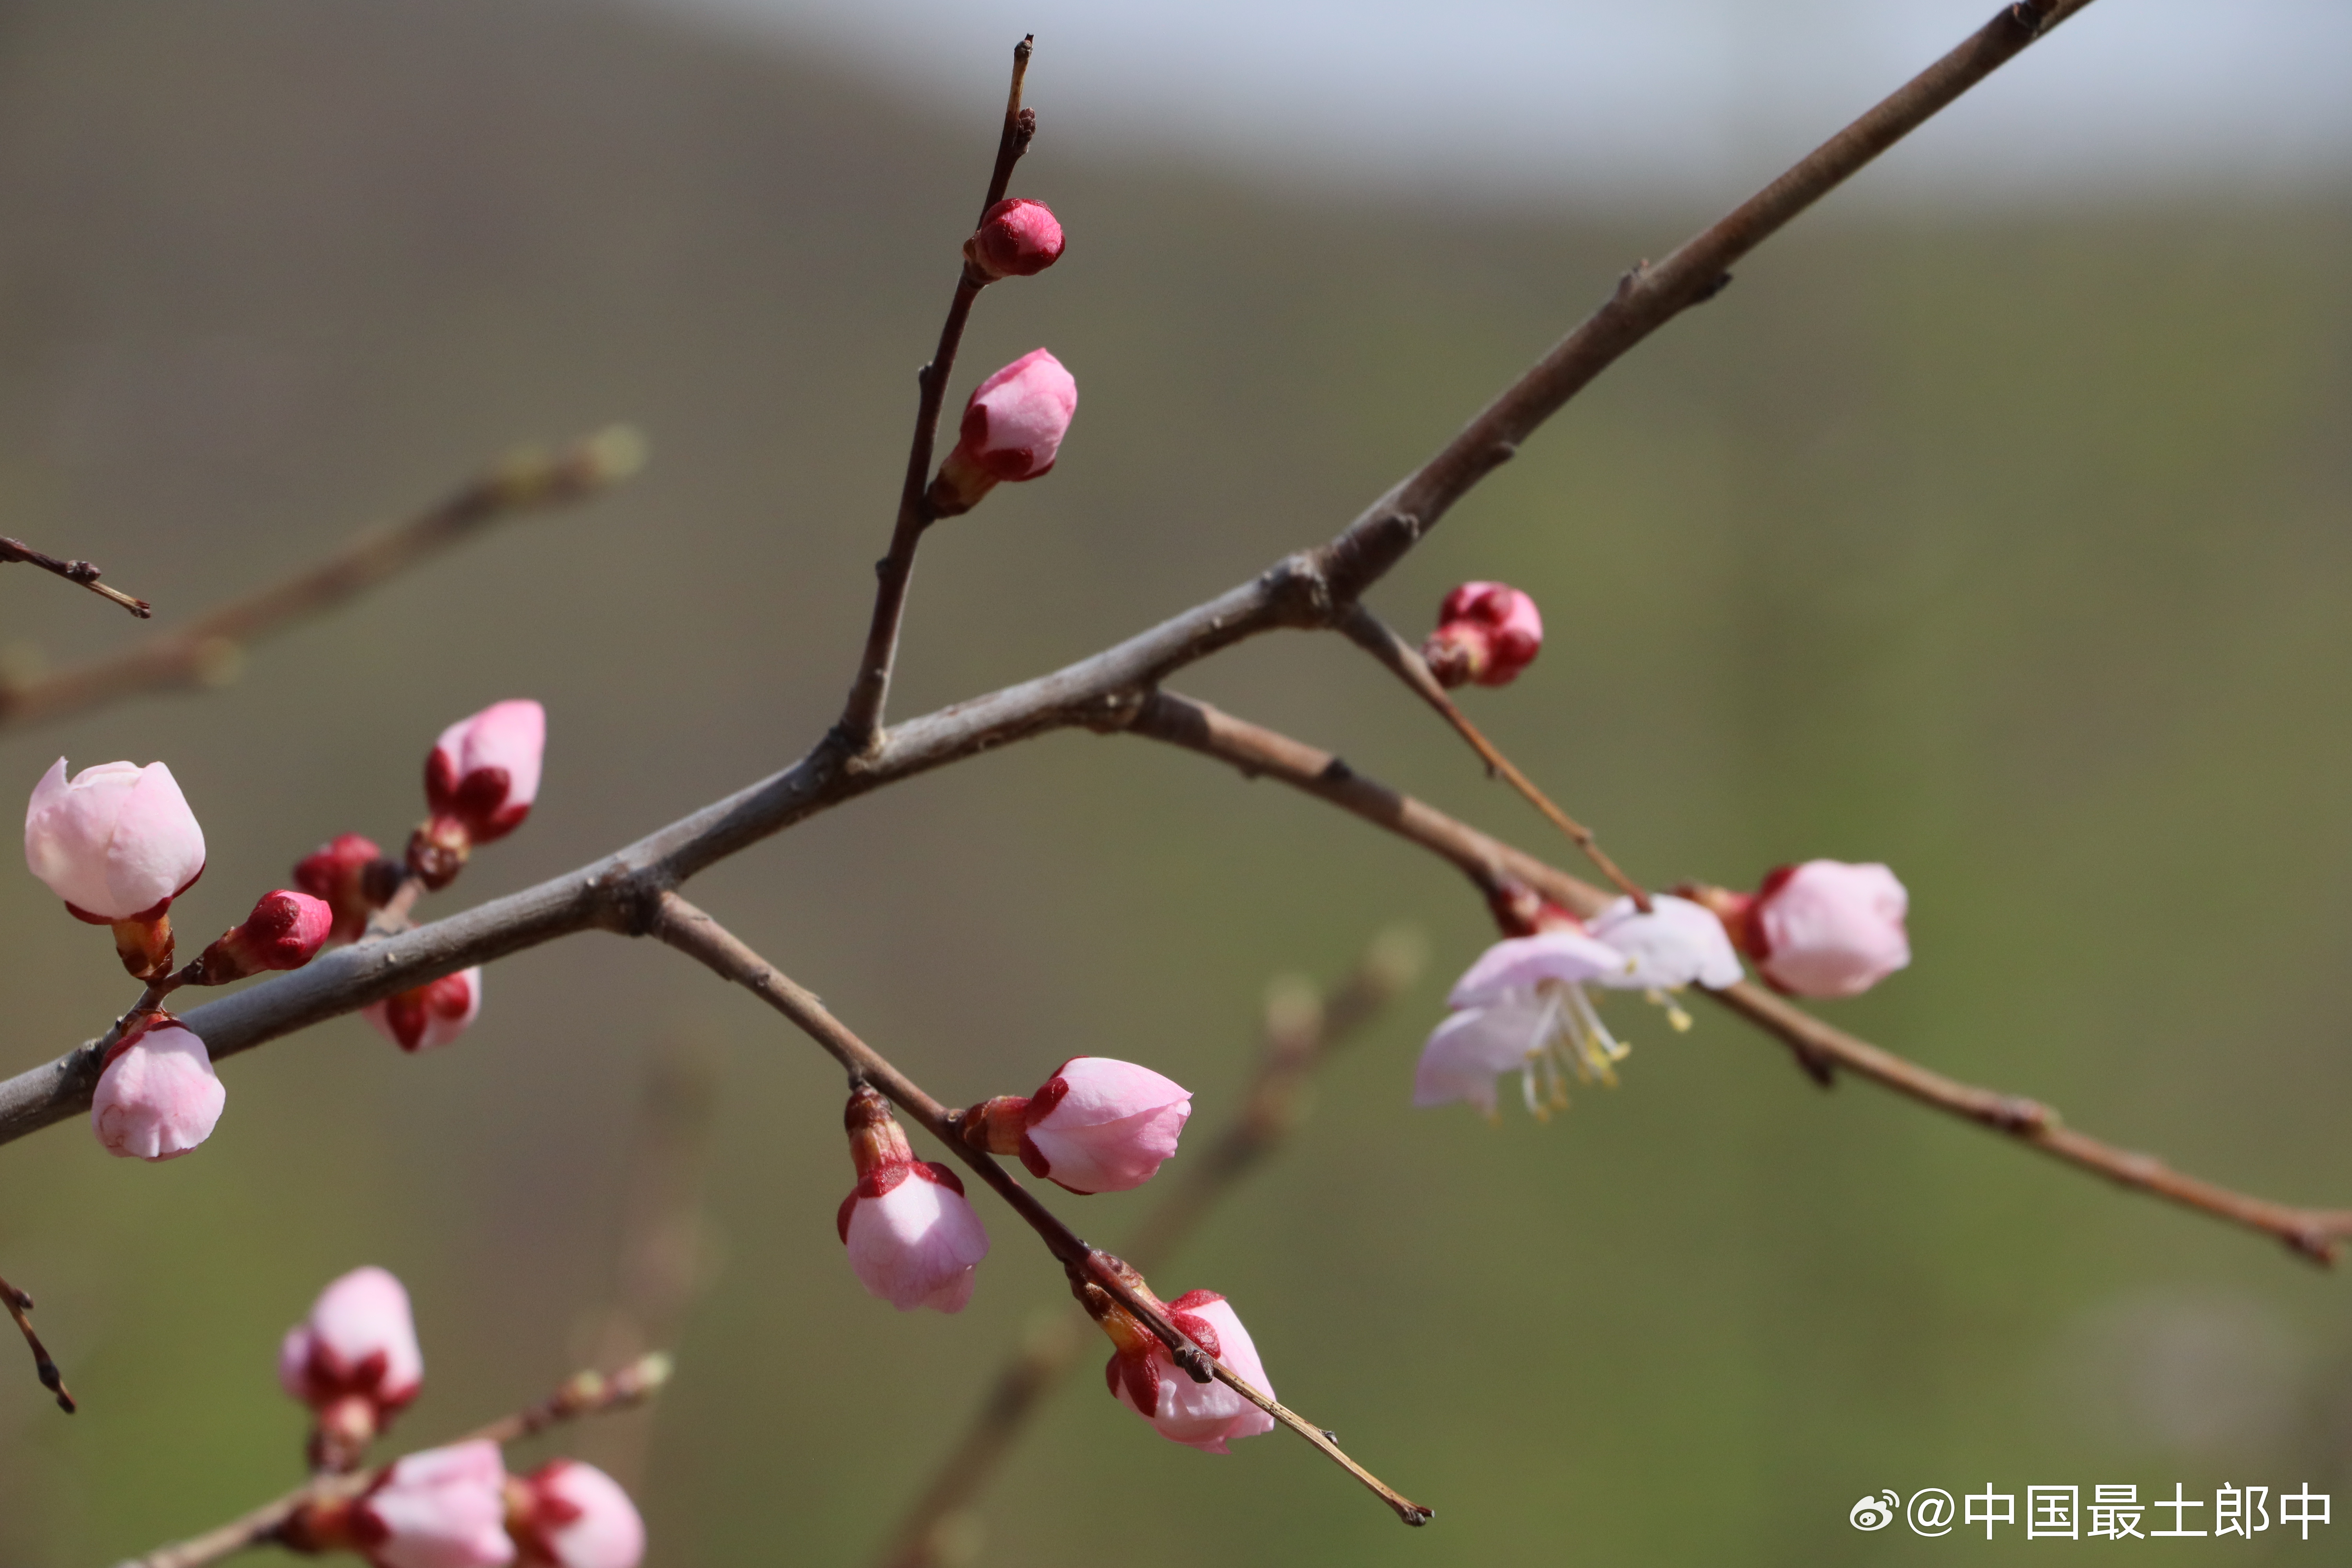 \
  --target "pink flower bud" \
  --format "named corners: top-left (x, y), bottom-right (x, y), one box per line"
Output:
top-left (353, 1441), bottom-right (515, 1568)
top-left (964, 197), bottom-right (1065, 281)
top-left (926, 348), bottom-right (1077, 517)
top-left (91, 1023), bottom-right (224, 1161)
top-left (410, 701), bottom-right (544, 889)
top-left (508, 1460), bottom-right (646, 1568)
top-left (1105, 1290), bottom-right (1276, 1454)
top-left (1734, 860), bottom-right (1911, 999)
top-left (1422, 582), bottom-right (1543, 689)
top-left (837, 1086), bottom-right (989, 1313)
top-left (279, 1266), bottom-right (425, 1423)
top-left (200, 889), bottom-right (333, 983)
top-left (25, 757), bottom-right (206, 920)
top-left (362, 968), bottom-right (483, 1054)
top-left (297, 833), bottom-right (390, 944)
top-left (962, 1057), bottom-right (1191, 1194)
